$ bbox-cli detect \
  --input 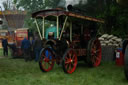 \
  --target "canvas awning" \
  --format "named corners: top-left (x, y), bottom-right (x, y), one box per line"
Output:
top-left (32, 8), bottom-right (104, 23)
